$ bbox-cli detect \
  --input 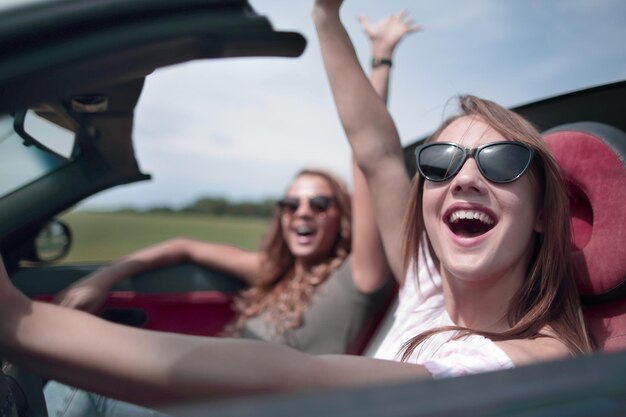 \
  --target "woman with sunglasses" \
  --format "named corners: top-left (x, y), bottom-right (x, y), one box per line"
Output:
top-left (0, 1), bottom-right (591, 408)
top-left (312, 0), bottom-right (591, 369)
top-left (50, 168), bottom-right (368, 347)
